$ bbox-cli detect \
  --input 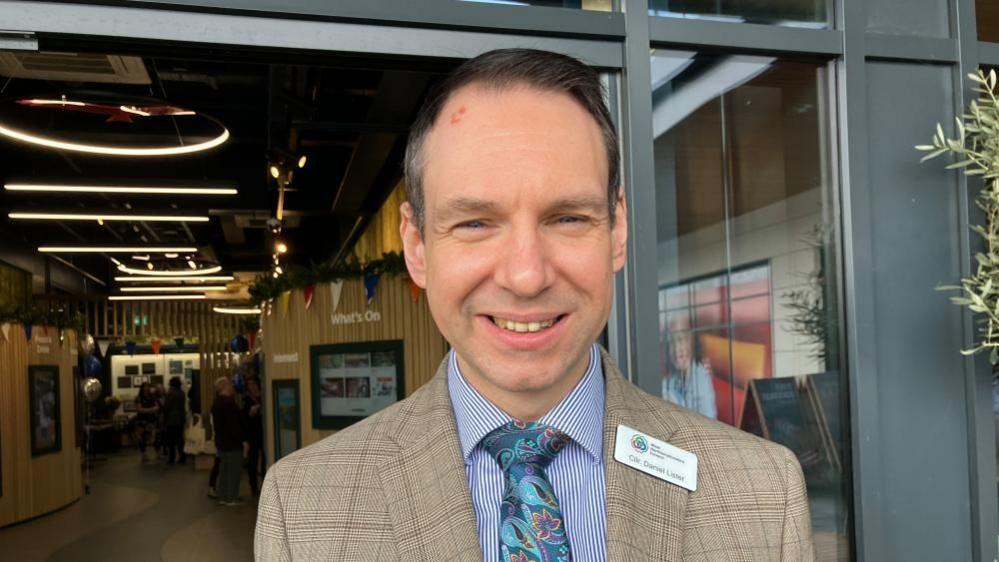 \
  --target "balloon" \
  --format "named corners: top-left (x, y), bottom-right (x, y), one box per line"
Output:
top-left (125, 341), bottom-right (137, 356)
top-left (83, 378), bottom-right (103, 402)
top-left (79, 333), bottom-right (95, 357)
top-left (84, 354), bottom-right (102, 377)
top-left (230, 335), bottom-right (248, 353)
